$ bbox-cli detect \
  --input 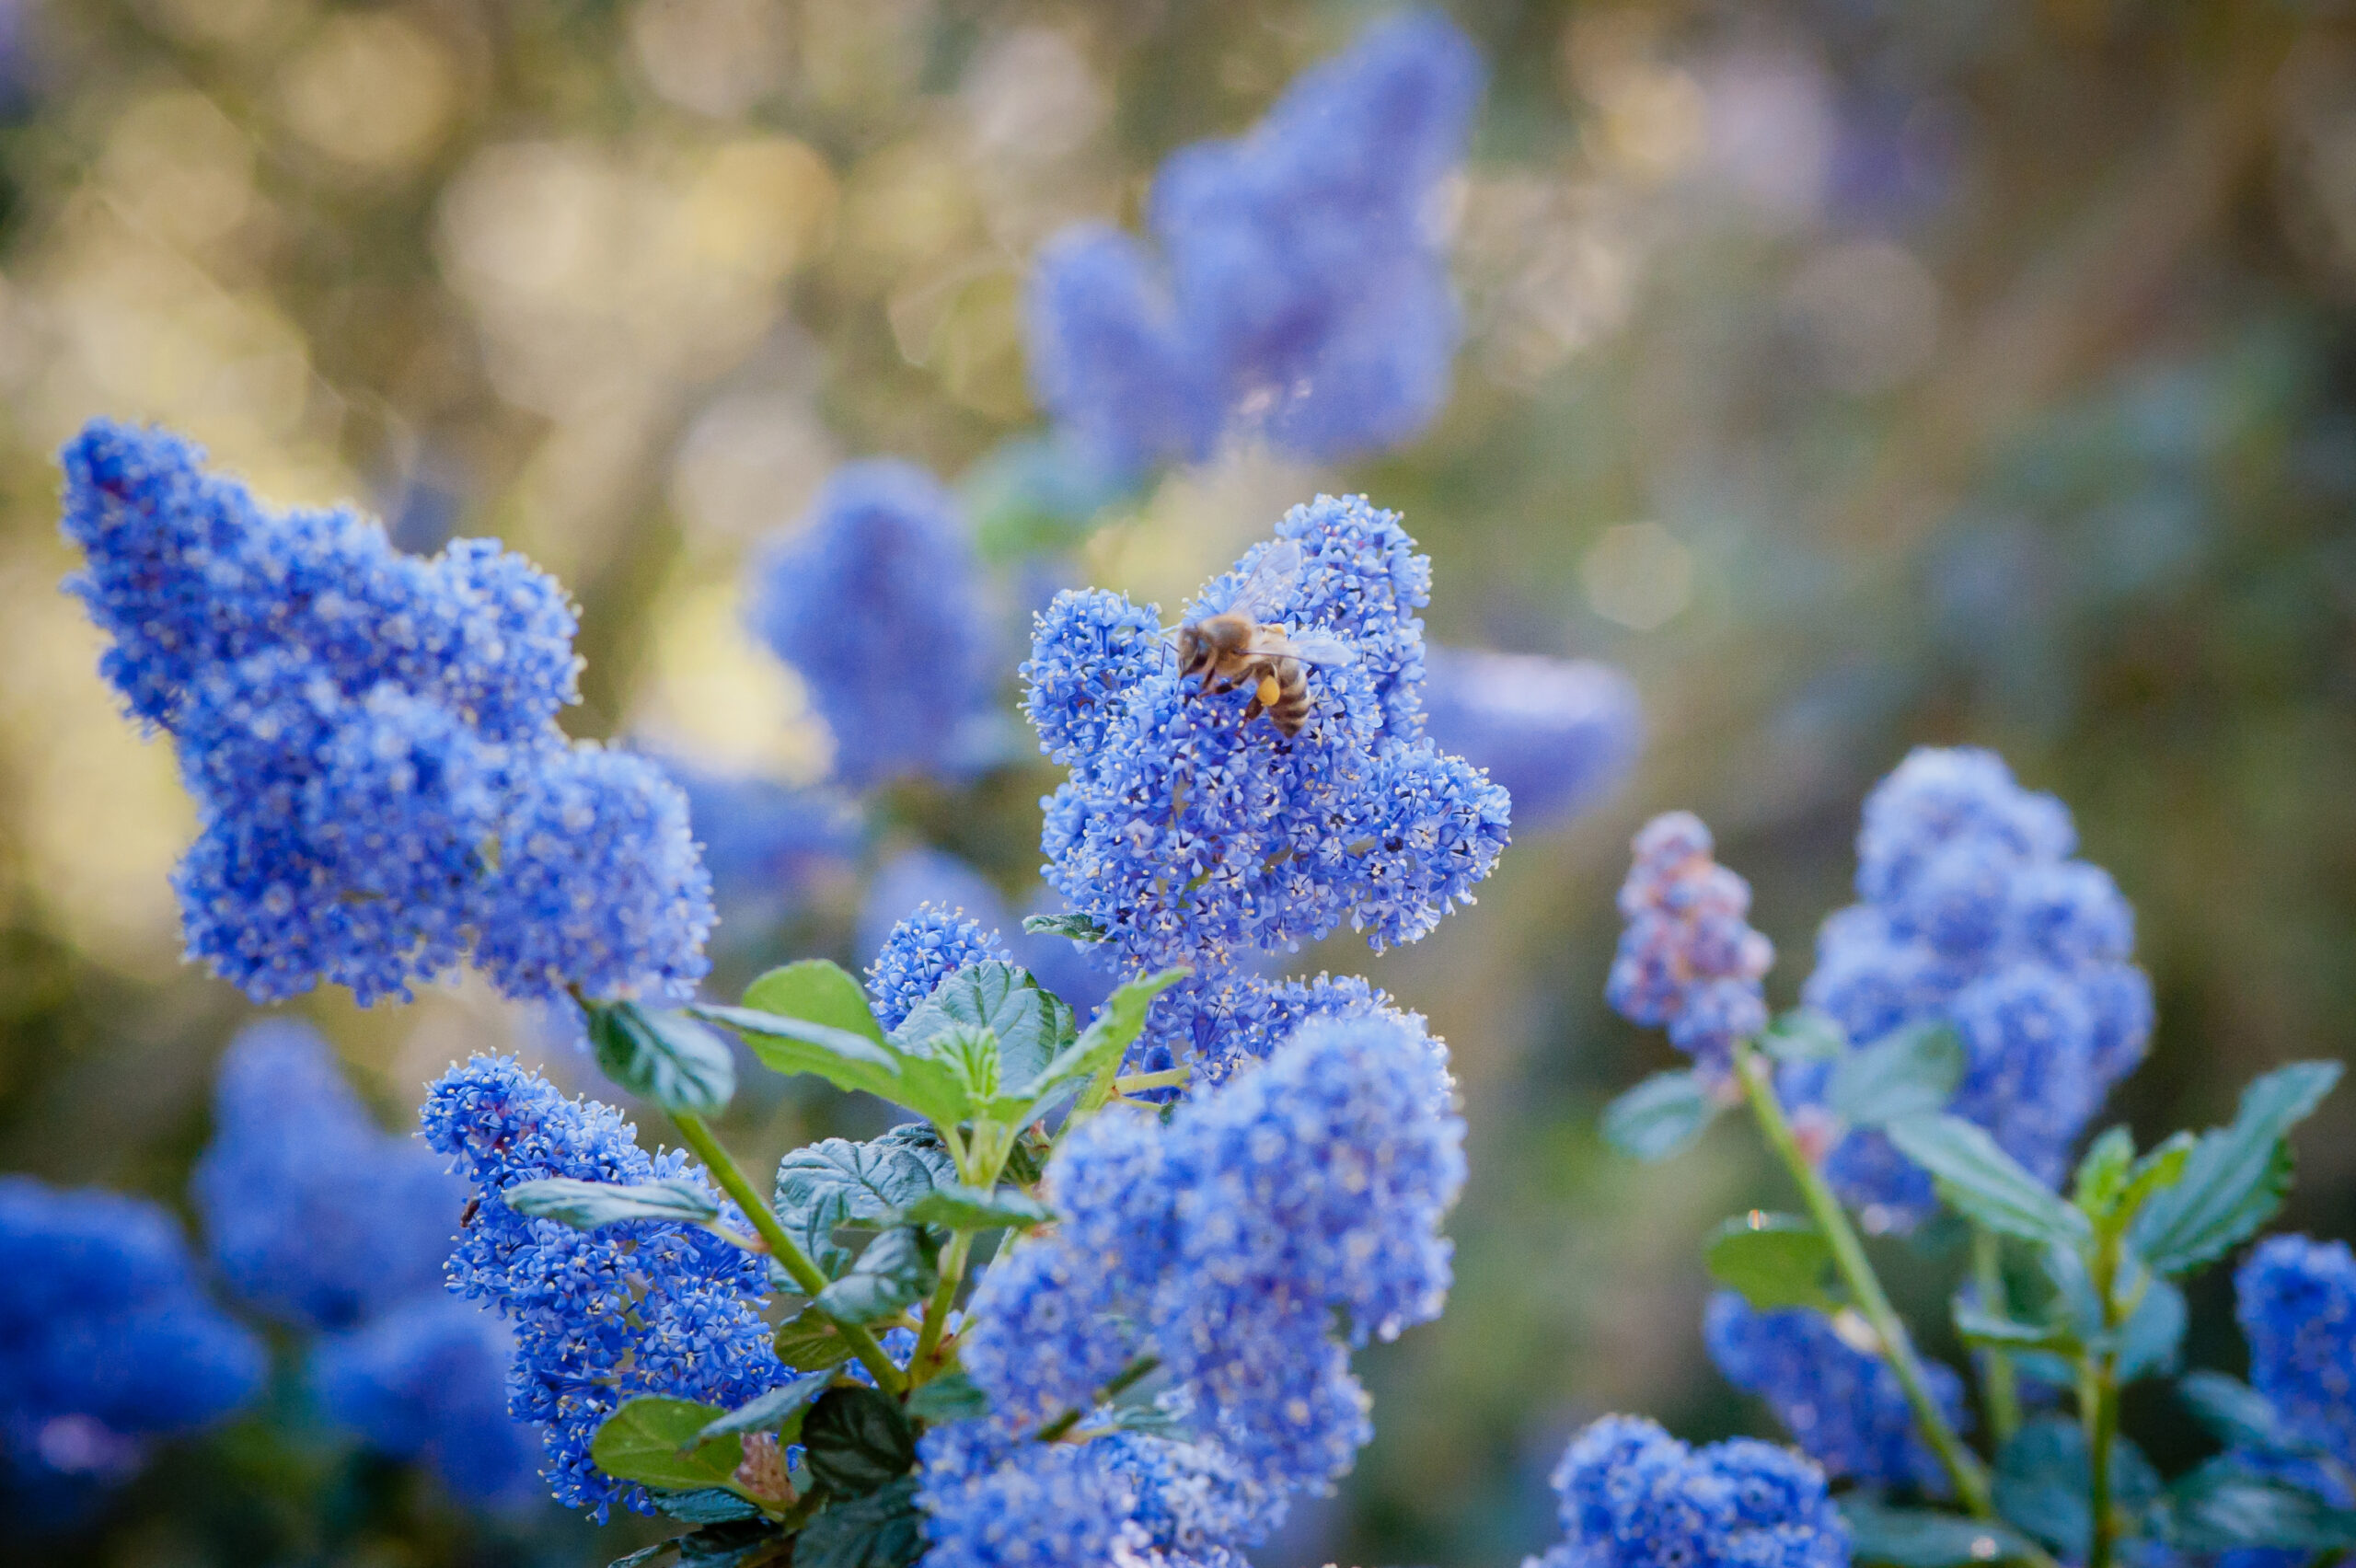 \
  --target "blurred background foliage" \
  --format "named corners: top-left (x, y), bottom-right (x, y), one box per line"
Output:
top-left (0, 0), bottom-right (2352, 1563)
